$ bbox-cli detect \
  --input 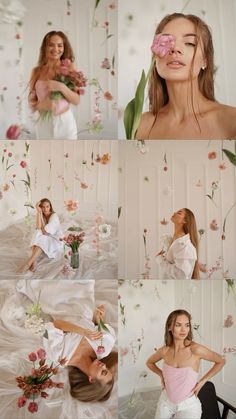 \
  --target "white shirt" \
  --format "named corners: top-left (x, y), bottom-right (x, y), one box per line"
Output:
top-left (156, 234), bottom-right (197, 279)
